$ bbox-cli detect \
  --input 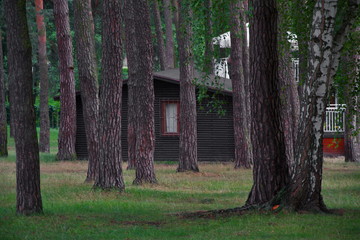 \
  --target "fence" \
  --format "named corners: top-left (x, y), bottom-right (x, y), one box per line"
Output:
top-left (324, 104), bottom-right (346, 133)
